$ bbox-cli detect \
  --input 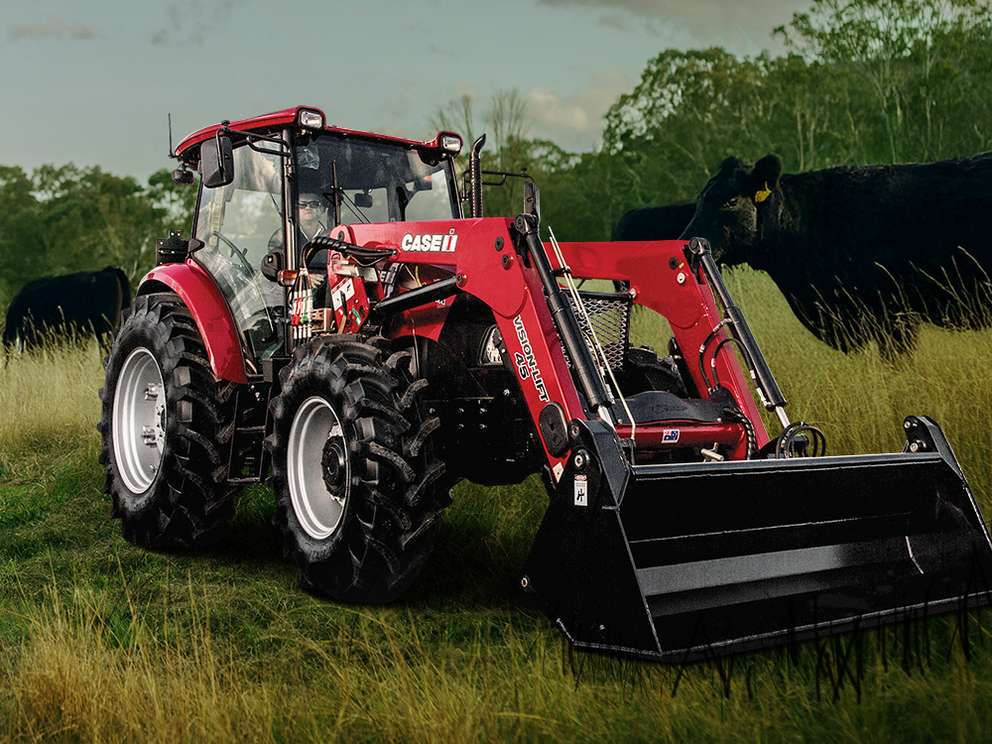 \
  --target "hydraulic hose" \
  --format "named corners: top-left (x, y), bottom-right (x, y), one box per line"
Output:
top-left (686, 238), bottom-right (788, 419)
top-left (514, 213), bottom-right (612, 412)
